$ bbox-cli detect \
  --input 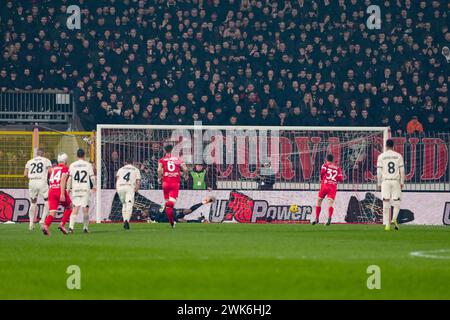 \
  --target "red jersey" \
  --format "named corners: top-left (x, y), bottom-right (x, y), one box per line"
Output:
top-left (159, 154), bottom-right (184, 184)
top-left (320, 161), bottom-right (343, 187)
top-left (49, 164), bottom-right (69, 190)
